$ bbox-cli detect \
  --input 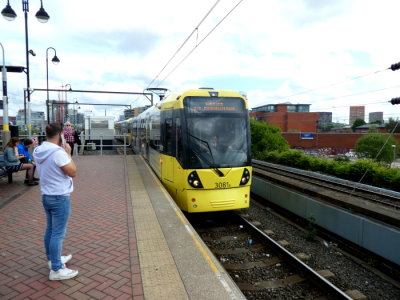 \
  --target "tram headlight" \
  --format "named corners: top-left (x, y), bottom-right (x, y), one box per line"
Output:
top-left (239, 168), bottom-right (251, 185)
top-left (188, 171), bottom-right (204, 188)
